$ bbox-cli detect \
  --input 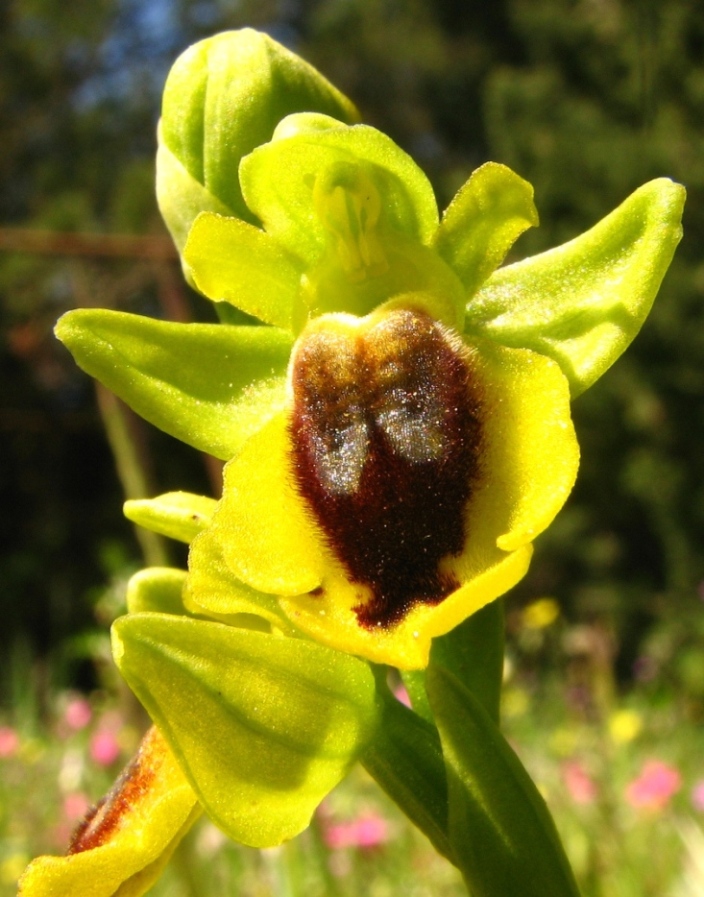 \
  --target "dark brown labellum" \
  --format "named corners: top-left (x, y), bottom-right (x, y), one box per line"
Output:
top-left (290, 308), bottom-right (483, 629)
